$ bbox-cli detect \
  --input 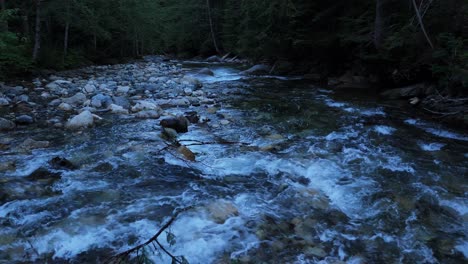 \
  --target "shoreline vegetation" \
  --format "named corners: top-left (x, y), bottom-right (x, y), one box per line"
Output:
top-left (0, 0), bottom-right (467, 127)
